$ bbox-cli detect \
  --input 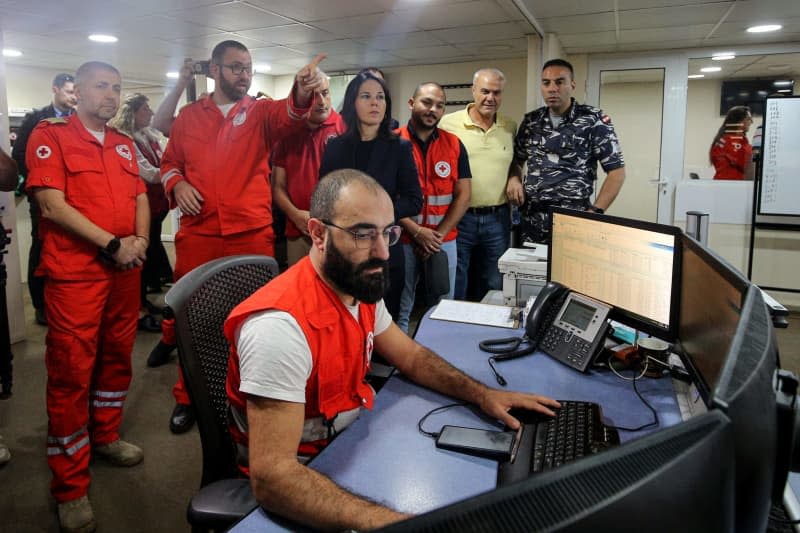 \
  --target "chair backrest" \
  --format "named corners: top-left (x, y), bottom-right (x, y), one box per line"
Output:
top-left (165, 255), bottom-right (279, 486)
